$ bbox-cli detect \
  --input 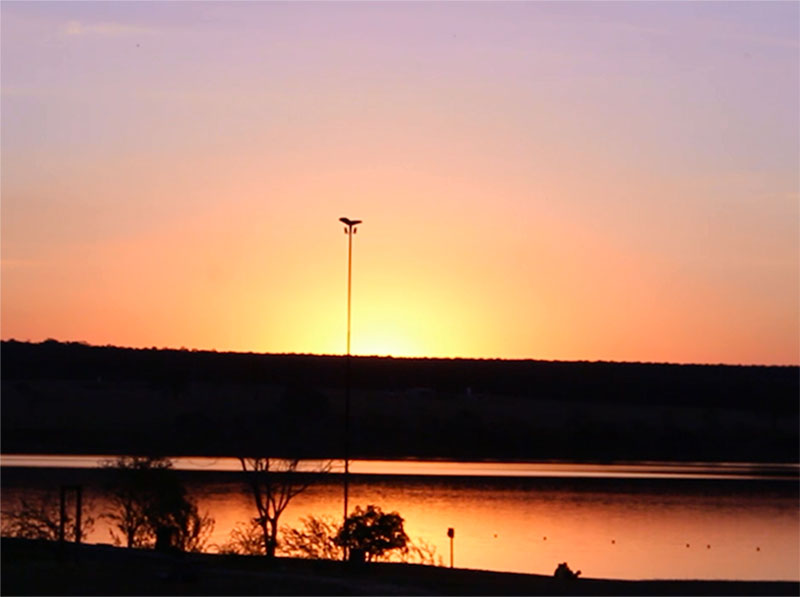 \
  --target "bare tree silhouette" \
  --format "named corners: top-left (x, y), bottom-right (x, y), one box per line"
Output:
top-left (238, 457), bottom-right (330, 558)
top-left (1, 490), bottom-right (94, 542)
